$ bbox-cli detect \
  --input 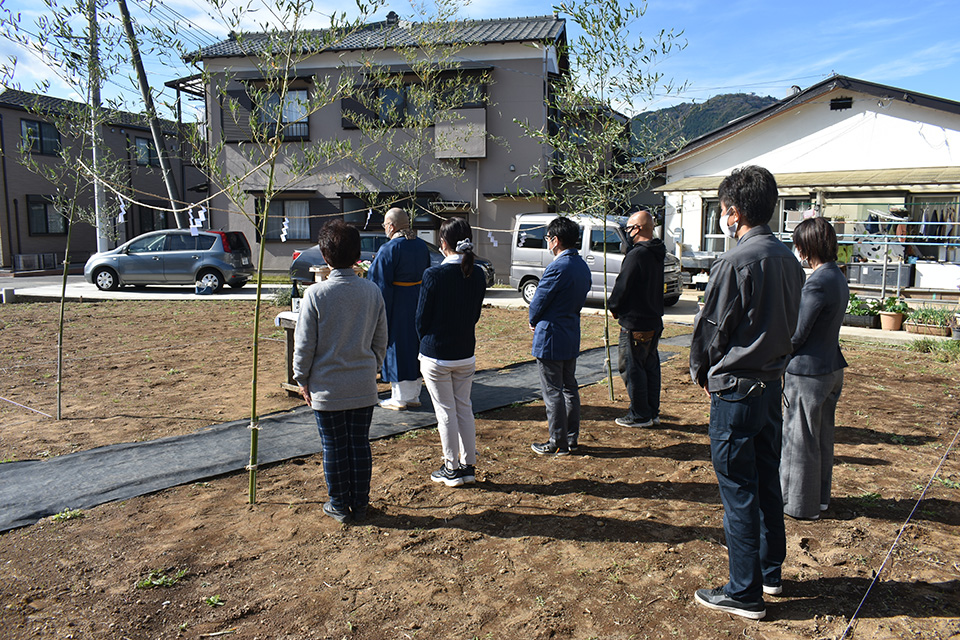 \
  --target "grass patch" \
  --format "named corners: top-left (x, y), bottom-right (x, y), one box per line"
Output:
top-left (906, 338), bottom-right (960, 363)
top-left (136, 568), bottom-right (187, 589)
top-left (856, 491), bottom-right (882, 508)
top-left (51, 508), bottom-right (84, 522)
top-left (204, 594), bottom-right (225, 607)
top-left (935, 476), bottom-right (960, 490)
